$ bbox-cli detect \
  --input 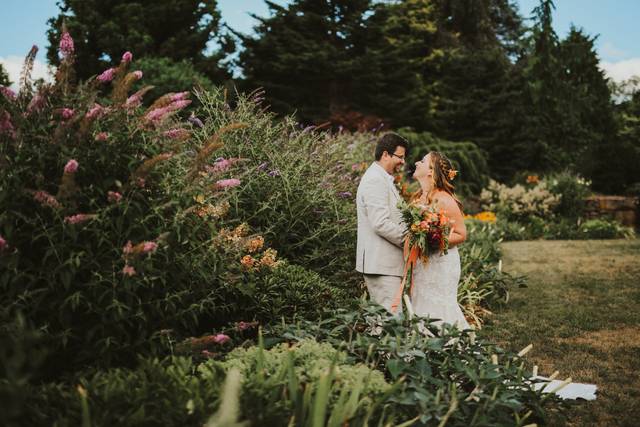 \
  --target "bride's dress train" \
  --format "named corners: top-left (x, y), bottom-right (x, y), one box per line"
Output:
top-left (410, 246), bottom-right (470, 330)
